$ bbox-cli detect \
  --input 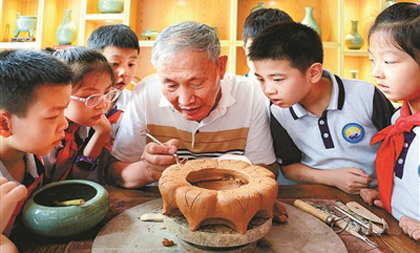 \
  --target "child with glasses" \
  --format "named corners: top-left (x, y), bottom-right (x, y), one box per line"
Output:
top-left (360, 2), bottom-right (420, 241)
top-left (87, 24), bottom-right (140, 146)
top-left (1, 49), bottom-right (73, 251)
top-left (42, 46), bottom-right (120, 183)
